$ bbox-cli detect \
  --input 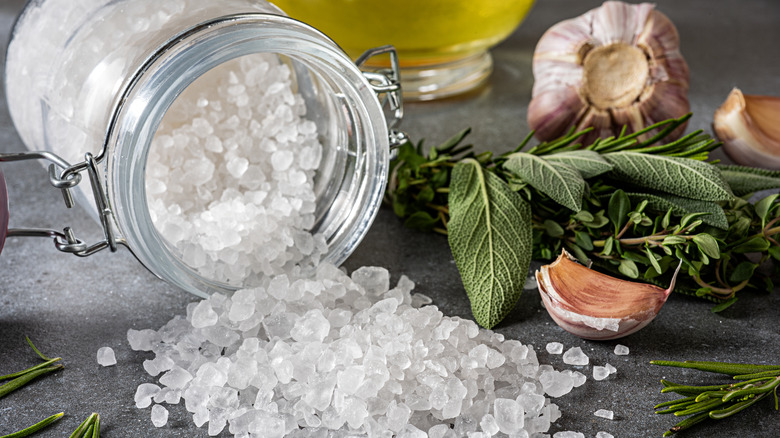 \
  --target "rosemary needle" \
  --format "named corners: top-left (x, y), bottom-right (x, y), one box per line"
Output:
top-left (0, 412), bottom-right (64, 438)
